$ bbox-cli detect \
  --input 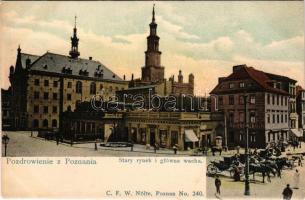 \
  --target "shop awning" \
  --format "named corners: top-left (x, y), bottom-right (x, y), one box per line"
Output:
top-left (290, 129), bottom-right (303, 138)
top-left (185, 130), bottom-right (199, 142)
